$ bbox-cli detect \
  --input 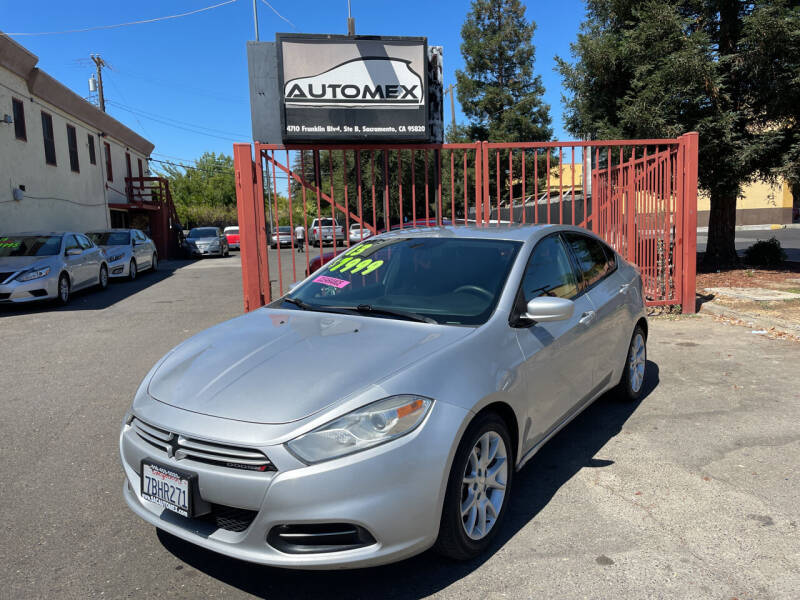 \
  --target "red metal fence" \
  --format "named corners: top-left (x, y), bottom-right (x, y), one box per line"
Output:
top-left (233, 133), bottom-right (698, 313)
